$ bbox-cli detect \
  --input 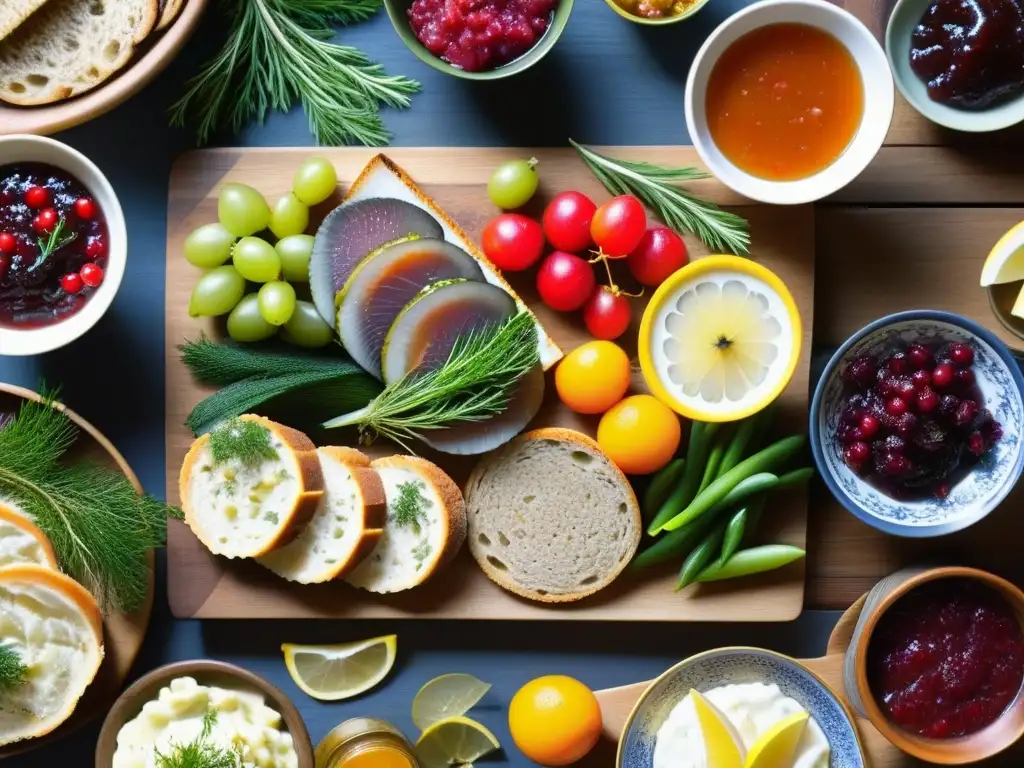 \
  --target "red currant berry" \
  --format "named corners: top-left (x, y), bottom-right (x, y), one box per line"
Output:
top-left (859, 414), bottom-right (880, 438)
top-left (33, 208), bottom-right (58, 234)
top-left (949, 343), bottom-right (974, 367)
top-left (910, 369), bottom-right (931, 391)
top-left (79, 263), bottom-right (104, 287)
top-left (845, 441), bottom-right (871, 467)
top-left (886, 396), bottom-right (909, 416)
top-left (885, 352), bottom-right (909, 375)
top-left (932, 362), bottom-right (955, 389)
top-left (24, 185), bottom-right (48, 209)
top-left (85, 238), bottom-right (105, 259)
top-left (916, 387), bottom-right (939, 413)
top-left (0, 232), bottom-right (14, 254)
top-left (73, 197), bottom-right (96, 220)
top-left (907, 343), bottom-right (933, 370)
top-left (60, 273), bottom-right (83, 294)
top-left (955, 368), bottom-right (975, 387)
